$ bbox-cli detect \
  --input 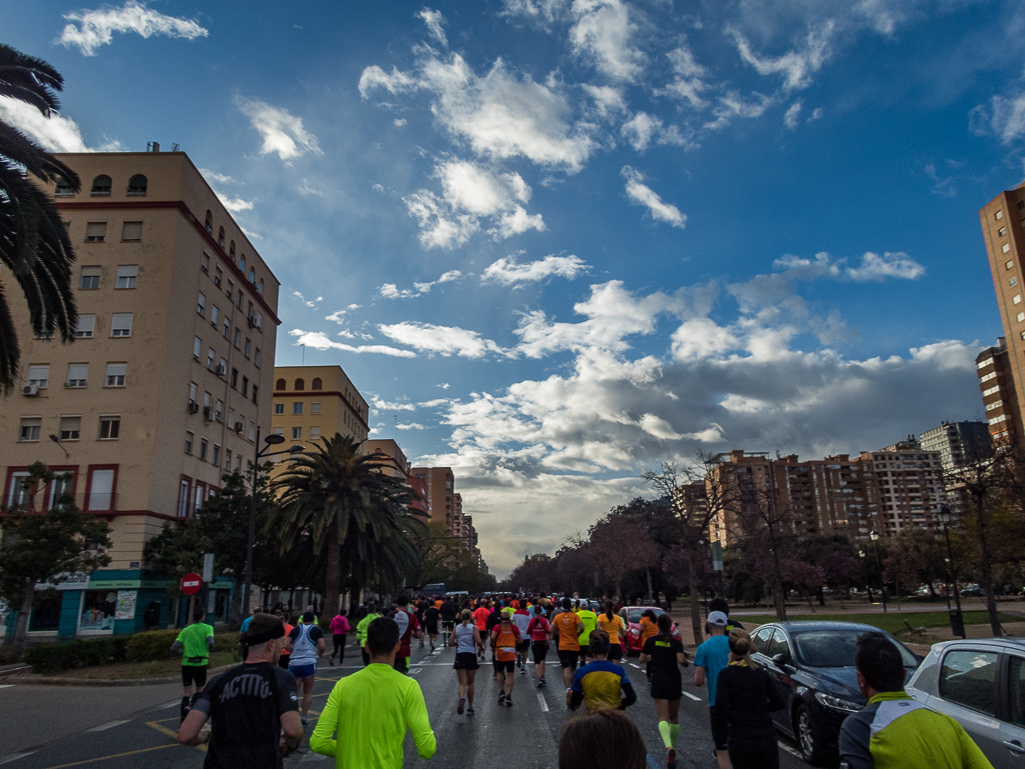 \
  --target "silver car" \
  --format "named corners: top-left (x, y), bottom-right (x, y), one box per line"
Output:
top-left (906, 638), bottom-right (1025, 768)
